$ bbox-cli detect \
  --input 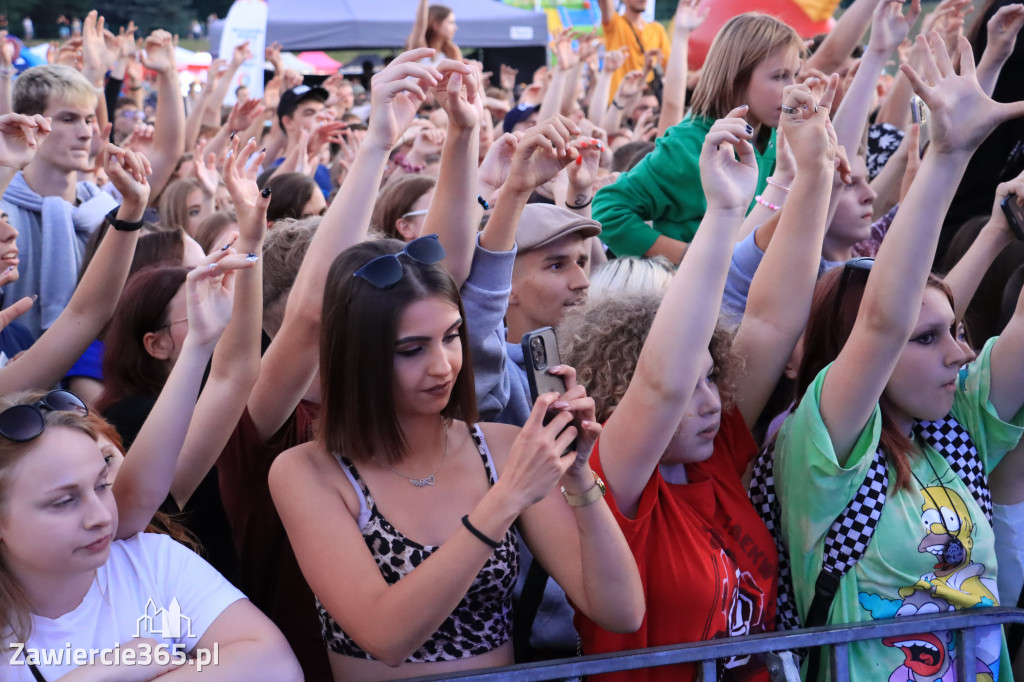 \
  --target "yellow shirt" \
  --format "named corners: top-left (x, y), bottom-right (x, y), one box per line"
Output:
top-left (602, 13), bottom-right (671, 101)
